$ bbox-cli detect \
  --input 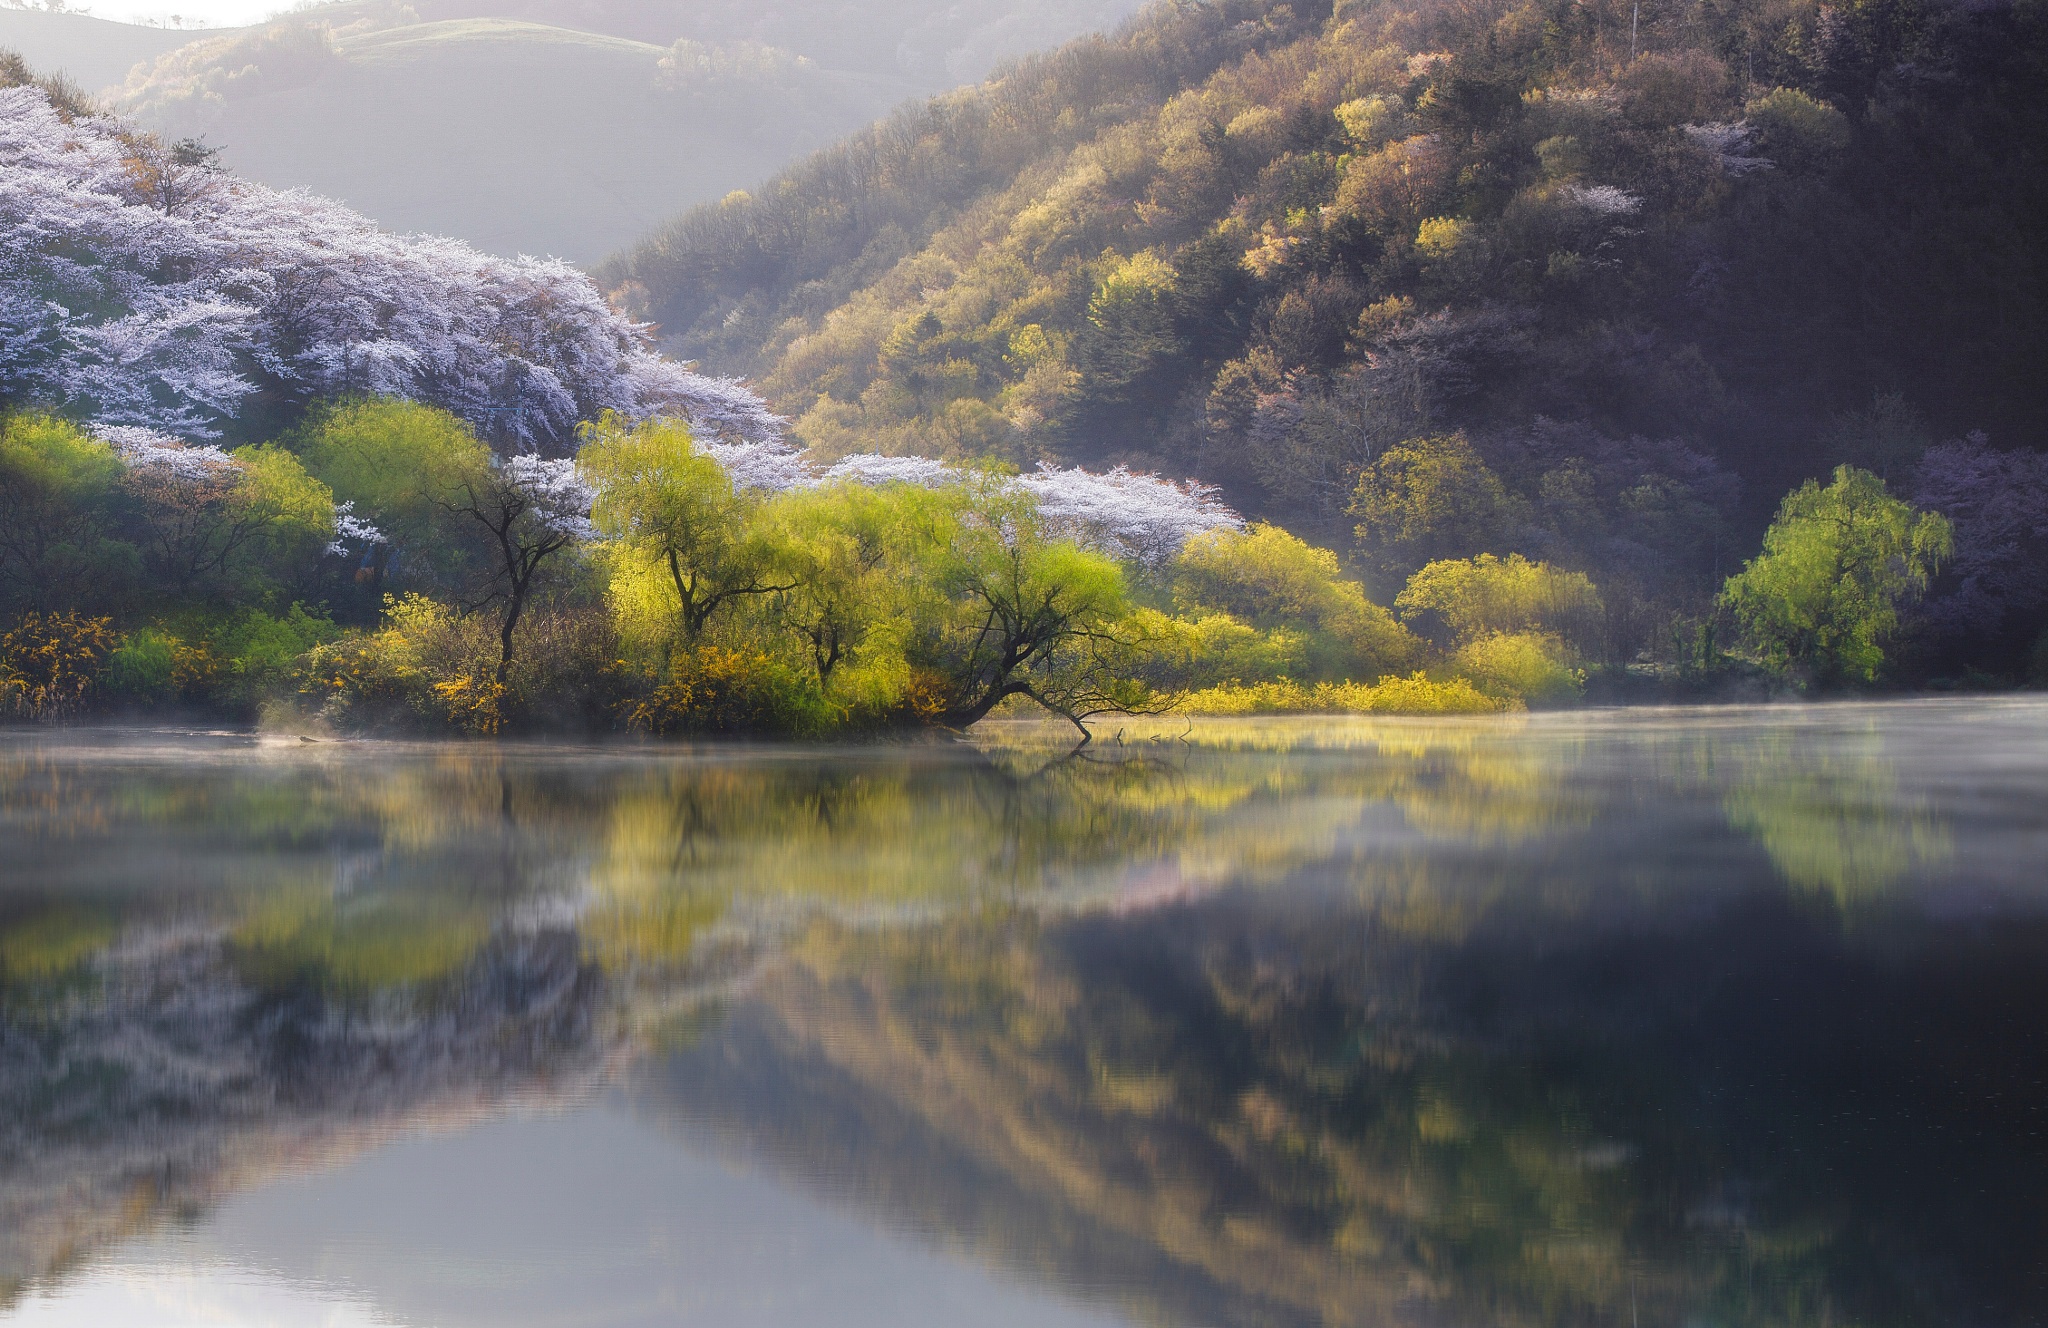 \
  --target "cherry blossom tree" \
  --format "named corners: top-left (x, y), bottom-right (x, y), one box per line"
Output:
top-left (1, 85), bottom-right (786, 451)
